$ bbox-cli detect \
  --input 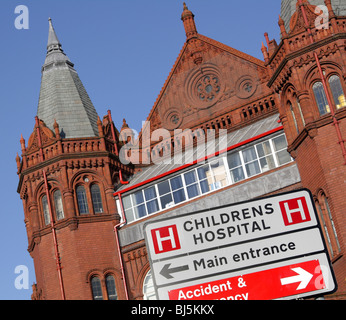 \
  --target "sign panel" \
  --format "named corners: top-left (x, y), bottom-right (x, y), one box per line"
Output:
top-left (144, 189), bottom-right (337, 300)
